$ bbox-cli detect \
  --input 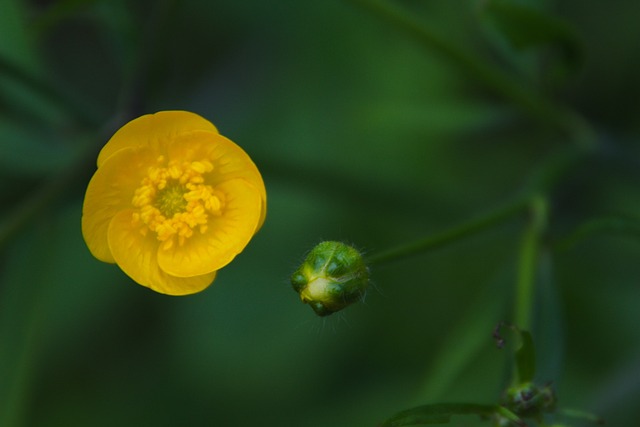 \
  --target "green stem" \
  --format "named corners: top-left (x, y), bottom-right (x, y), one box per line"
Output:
top-left (346, 0), bottom-right (596, 148)
top-left (513, 196), bottom-right (547, 332)
top-left (560, 408), bottom-right (605, 425)
top-left (366, 196), bottom-right (530, 267)
top-left (555, 215), bottom-right (640, 252)
top-left (495, 405), bottom-right (526, 427)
